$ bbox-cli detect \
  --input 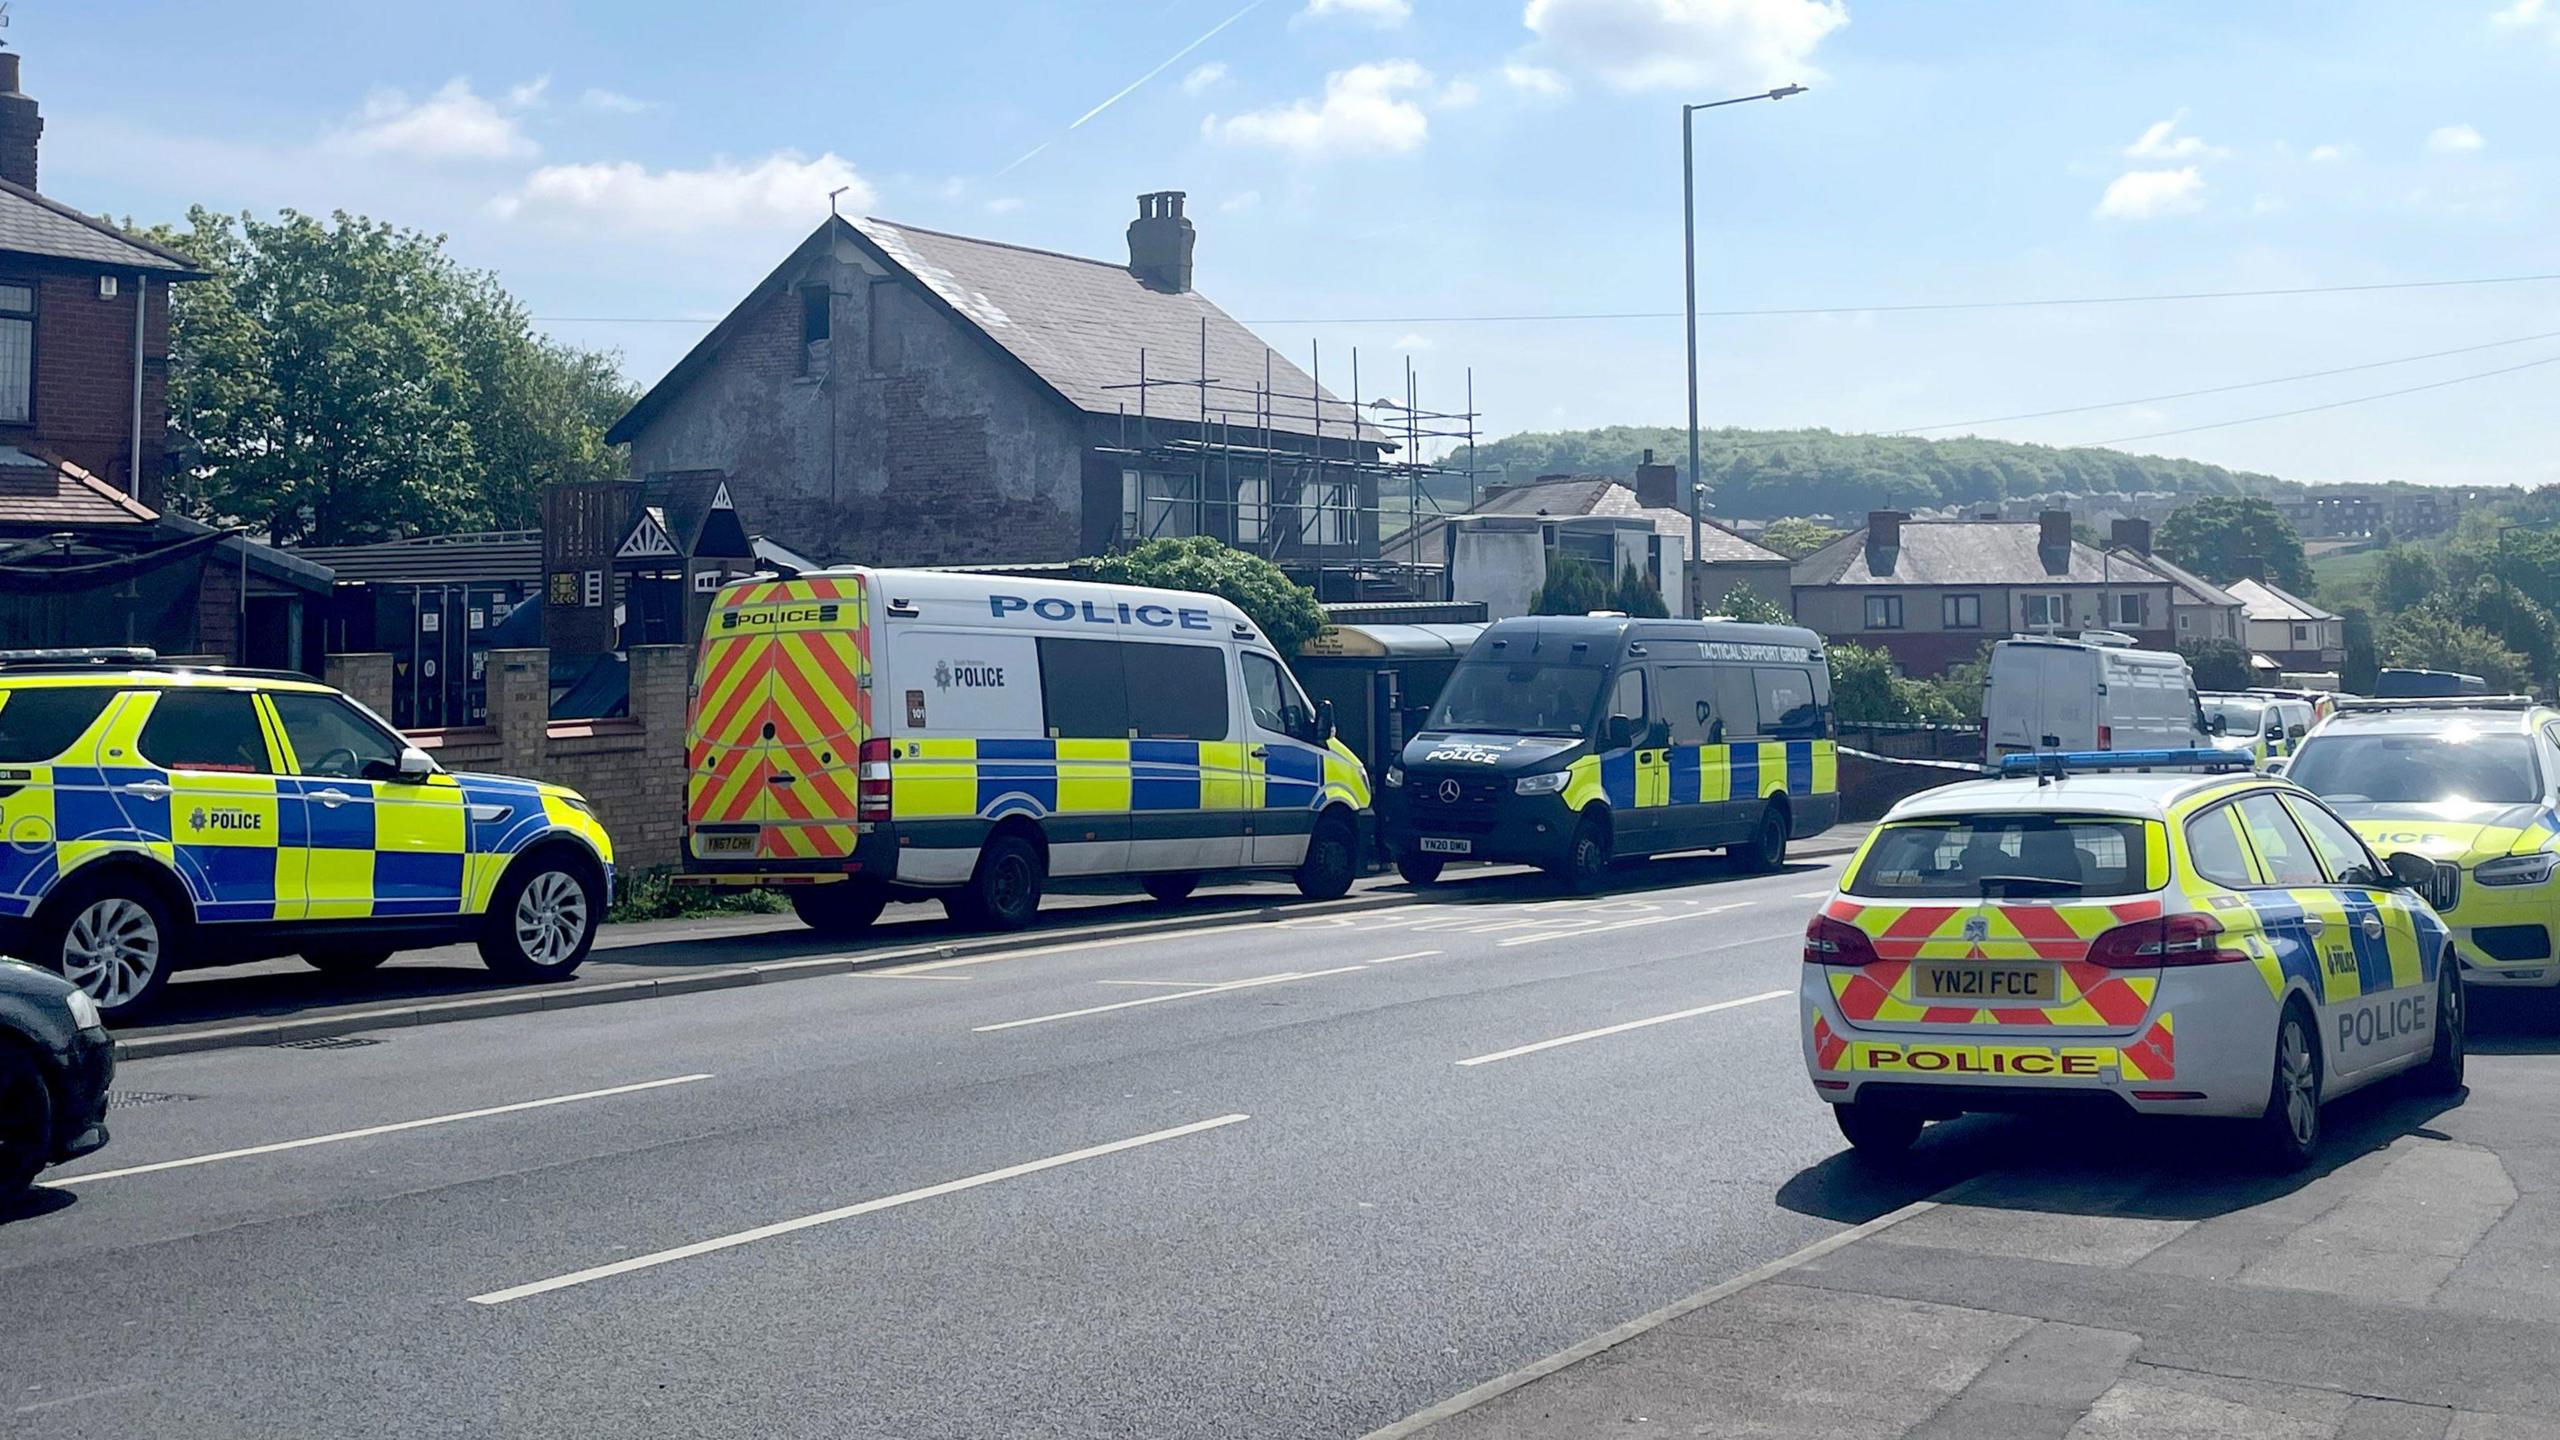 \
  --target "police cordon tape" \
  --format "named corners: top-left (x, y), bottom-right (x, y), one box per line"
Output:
top-left (1836, 745), bottom-right (1995, 774)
